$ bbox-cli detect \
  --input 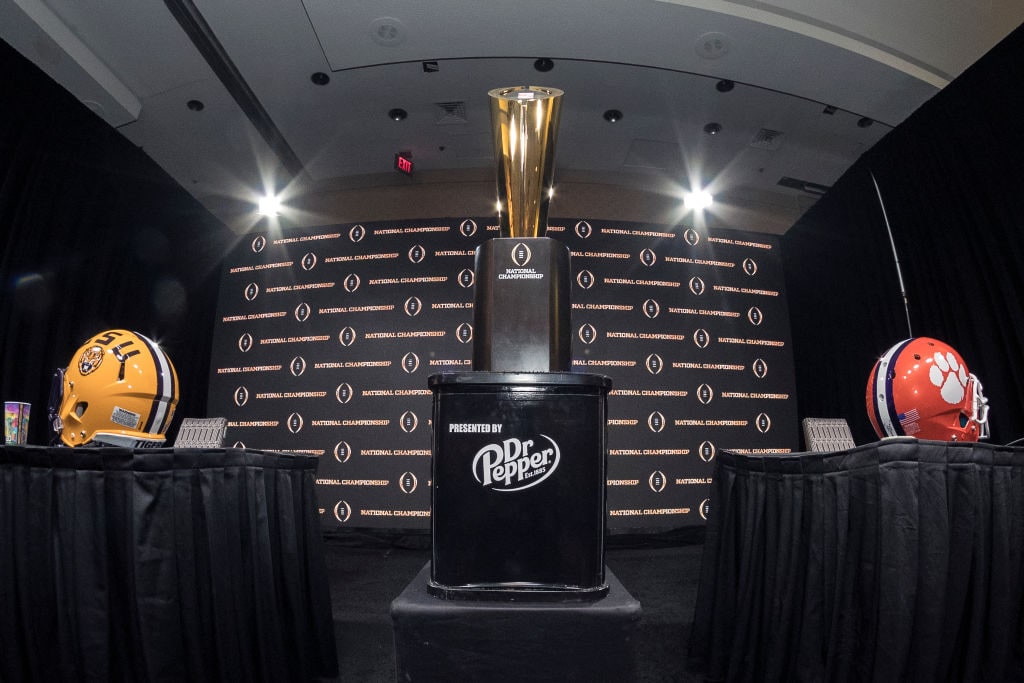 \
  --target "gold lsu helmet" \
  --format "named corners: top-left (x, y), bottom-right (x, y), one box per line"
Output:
top-left (49, 329), bottom-right (179, 447)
